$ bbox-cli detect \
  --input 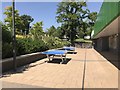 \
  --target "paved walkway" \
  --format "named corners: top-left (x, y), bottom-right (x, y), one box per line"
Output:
top-left (0, 48), bottom-right (118, 88)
